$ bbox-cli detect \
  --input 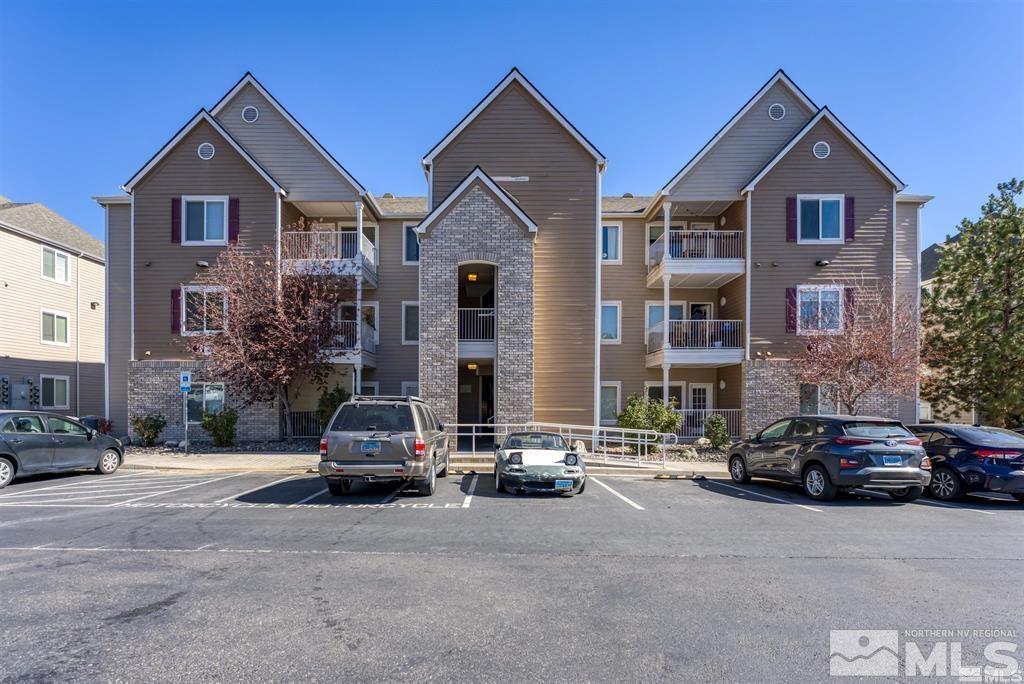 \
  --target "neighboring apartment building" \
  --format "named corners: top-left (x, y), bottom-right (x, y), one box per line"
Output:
top-left (97, 69), bottom-right (928, 442)
top-left (0, 195), bottom-right (105, 420)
